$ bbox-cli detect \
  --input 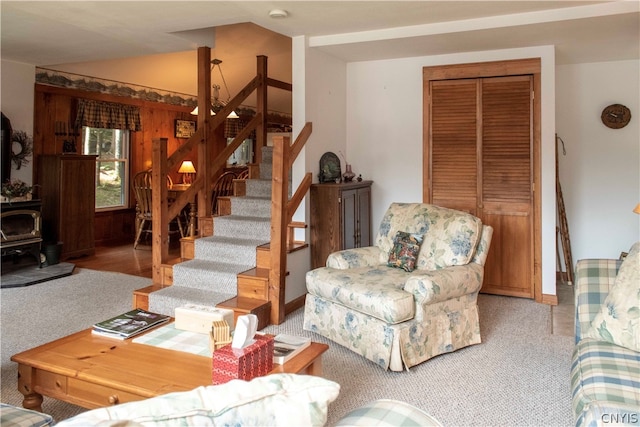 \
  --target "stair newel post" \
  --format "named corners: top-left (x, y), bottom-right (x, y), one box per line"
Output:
top-left (269, 135), bottom-right (289, 325)
top-left (197, 46), bottom-right (213, 232)
top-left (151, 137), bottom-right (169, 283)
top-left (255, 55), bottom-right (268, 166)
